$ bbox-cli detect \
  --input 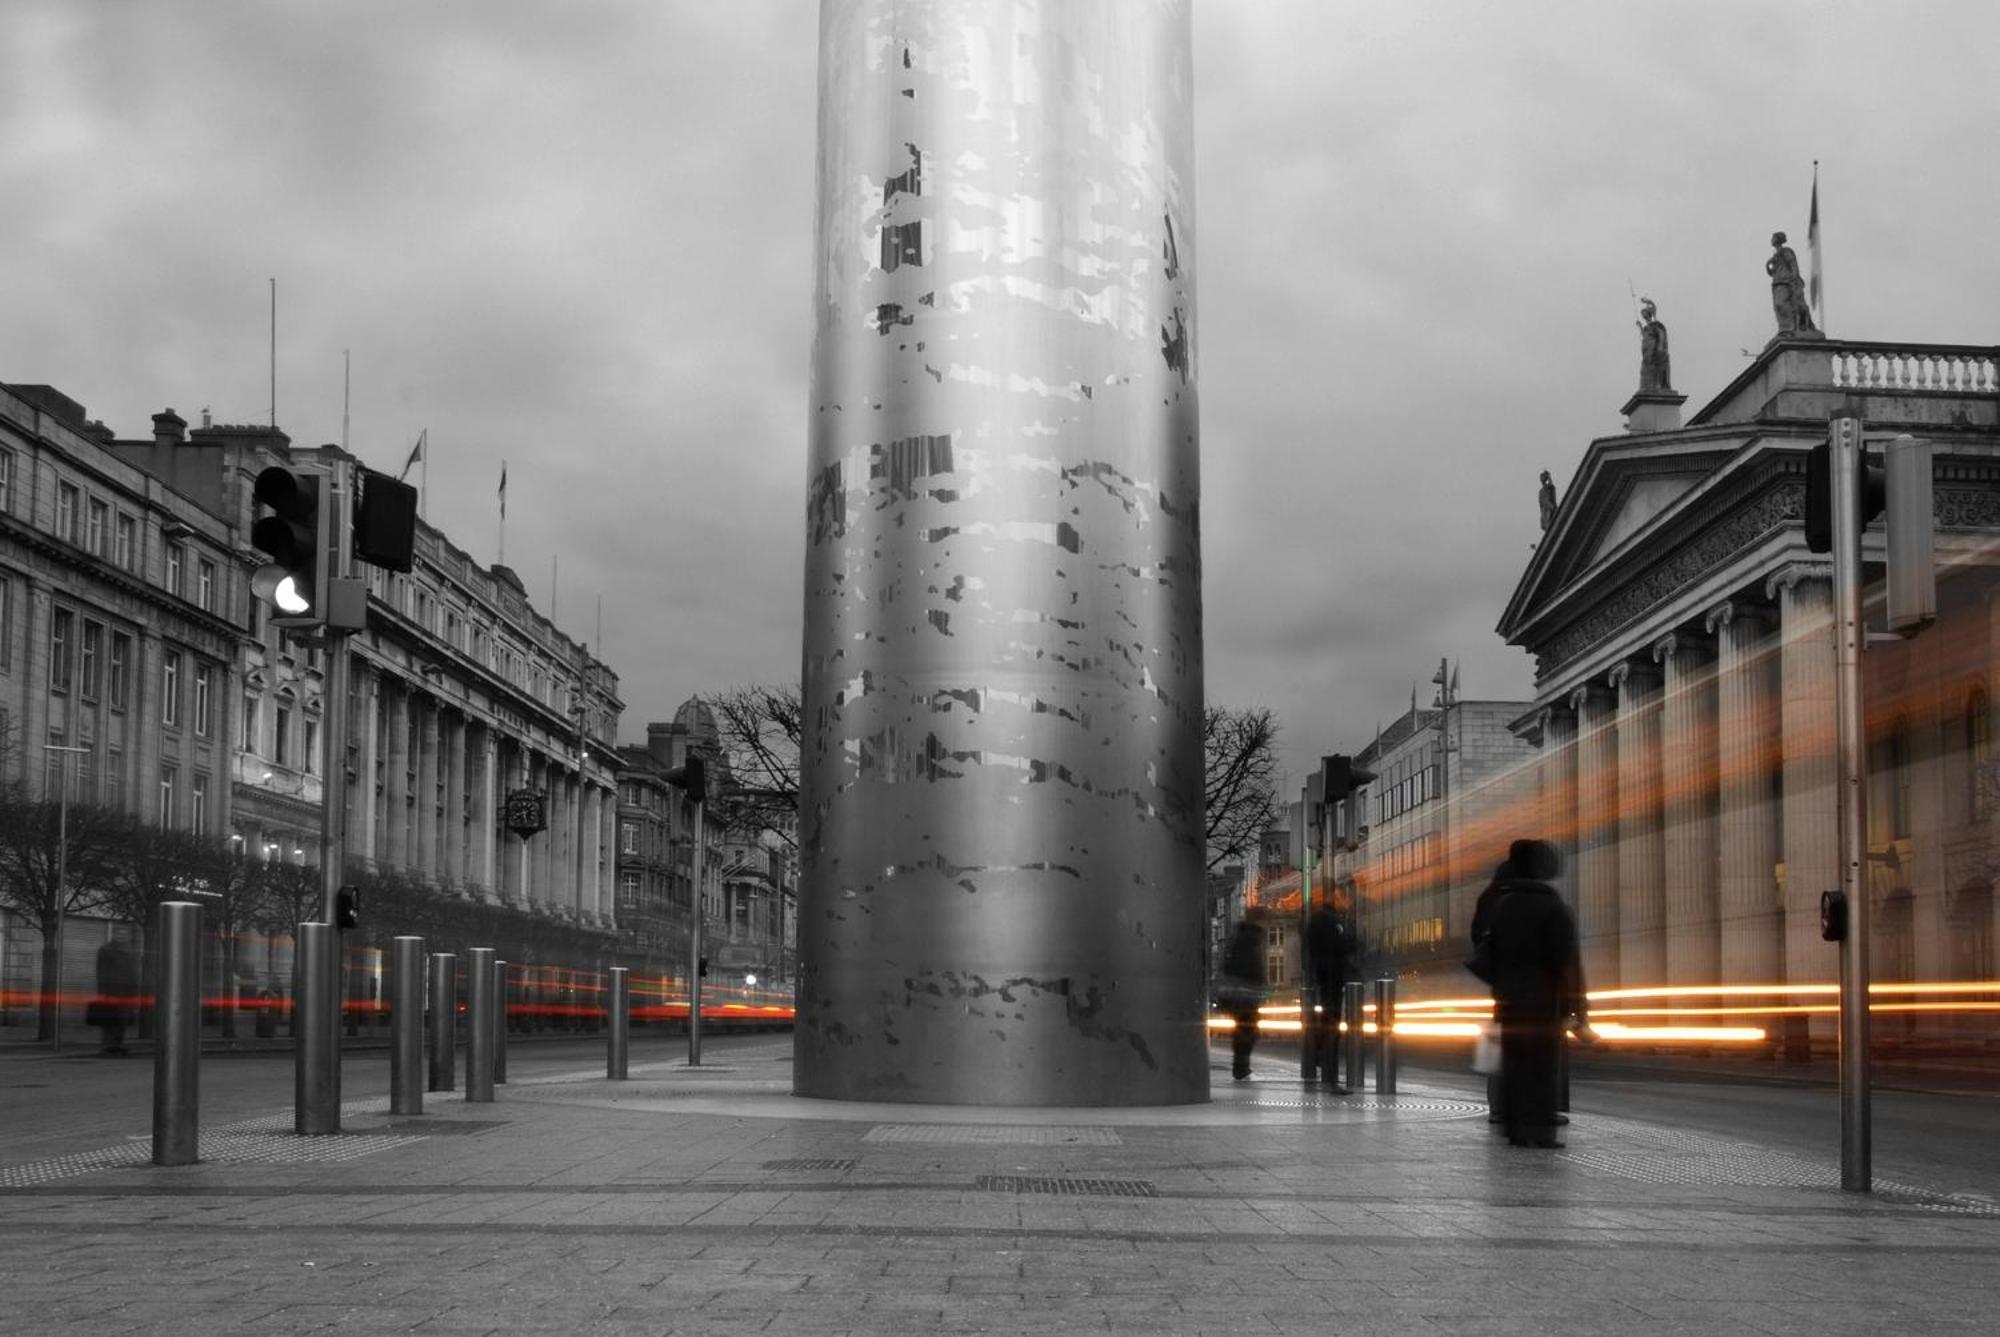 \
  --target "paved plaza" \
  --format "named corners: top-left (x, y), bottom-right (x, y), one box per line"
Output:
top-left (2, 1036), bottom-right (1997, 1334)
